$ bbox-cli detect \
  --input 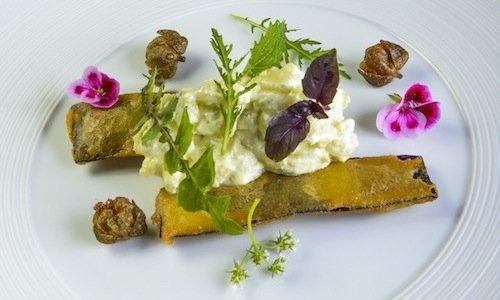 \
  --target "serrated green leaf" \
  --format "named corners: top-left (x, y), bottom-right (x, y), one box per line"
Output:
top-left (236, 82), bottom-right (257, 98)
top-left (189, 146), bottom-right (215, 193)
top-left (160, 94), bottom-right (179, 123)
top-left (177, 178), bottom-right (205, 211)
top-left (164, 148), bottom-right (181, 174)
top-left (210, 211), bottom-right (245, 235)
top-left (232, 14), bottom-right (351, 79)
top-left (244, 20), bottom-right (287, 77)
top-left (142, 123), bottom-right (160, 144)
top-left (175, 107), bottom-right (193, 156)
top-left (163, 106), bottom-right (191, 174)
top-left (158, 132), bottom-right (167, 143)
top-left (142, 68), bottom-right (157, 95)
top-left (206, 194), bottom-right (244, 235)
top-left (210, 27), bottom-right (253, 154)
